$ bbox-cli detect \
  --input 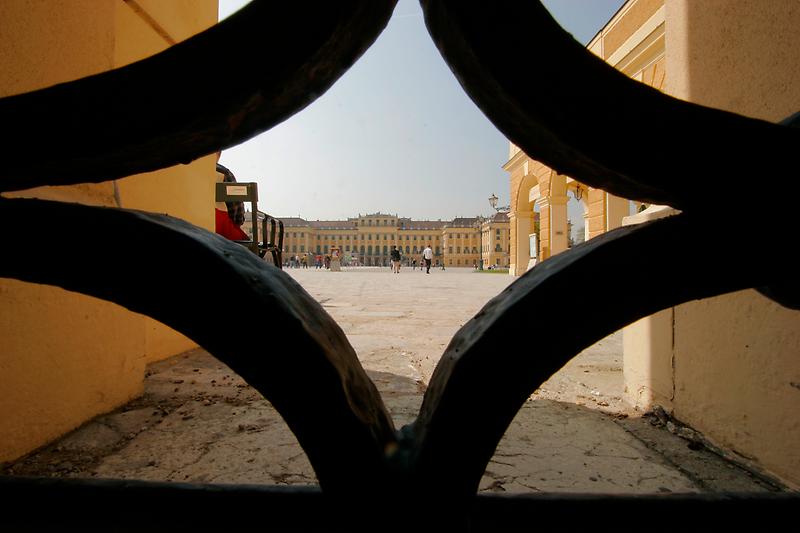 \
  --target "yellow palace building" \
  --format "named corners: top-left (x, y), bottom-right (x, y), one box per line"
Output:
top-left (261, 212), bottom-right (510, 269)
